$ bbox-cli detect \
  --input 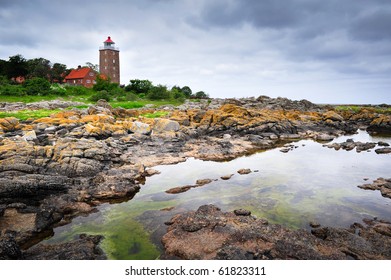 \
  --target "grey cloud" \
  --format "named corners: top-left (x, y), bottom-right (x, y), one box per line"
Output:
top-left (193, 0), bottom-right (302, 29)
top-left (349, 10), bottom-right (391, 41)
